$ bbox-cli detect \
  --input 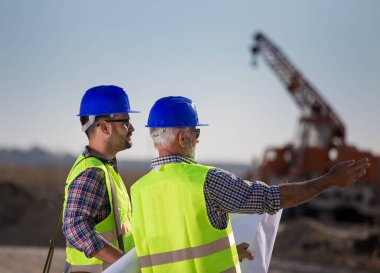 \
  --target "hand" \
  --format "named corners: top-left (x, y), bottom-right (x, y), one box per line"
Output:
top-left (327, 158), bottom-right (370, 188)
top-left (236, 242), bottom-right (254, 262)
